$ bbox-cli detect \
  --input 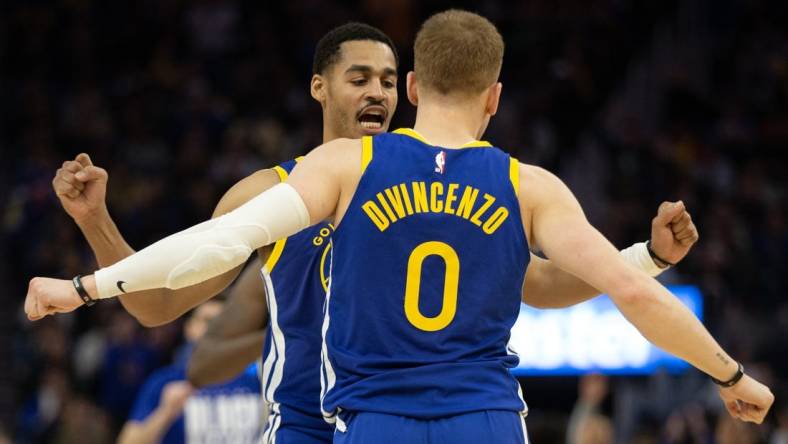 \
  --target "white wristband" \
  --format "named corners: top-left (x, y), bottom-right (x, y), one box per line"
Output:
top-left (620, 241), bottom-right (667, 277)
top-left (94, 183), bottom-right (310, 298)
